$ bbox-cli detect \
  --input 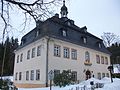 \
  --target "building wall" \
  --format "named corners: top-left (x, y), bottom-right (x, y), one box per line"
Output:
top-left (14, 37), bottom-right (47, 88)
top-left (14, 37), bottom-right (110, 88)
top-left (48, 38), bottom-right (110, 81)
